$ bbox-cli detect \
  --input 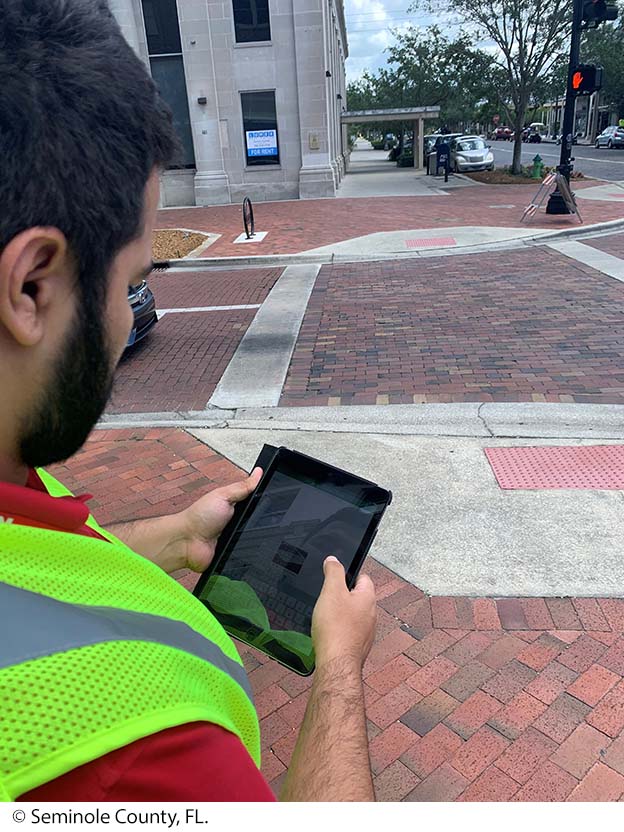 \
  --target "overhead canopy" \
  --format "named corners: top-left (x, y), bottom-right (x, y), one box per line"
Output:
top-left (341, 106), bottom-right (441, 124)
